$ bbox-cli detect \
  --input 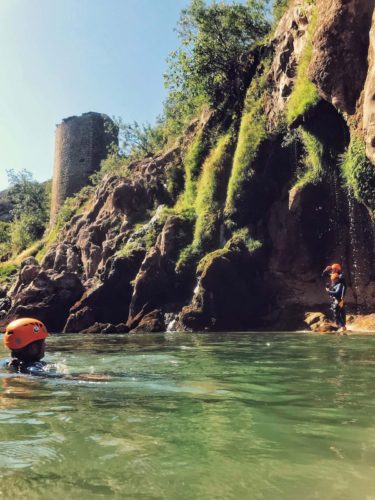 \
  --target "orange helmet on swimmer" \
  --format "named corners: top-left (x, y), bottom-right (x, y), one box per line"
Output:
top-left (331, 263), bottom-right (342, 273)
top-left (330, 273), bottom-right (340, 282)
top-left (4, 318), bottom-right (48, 350)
